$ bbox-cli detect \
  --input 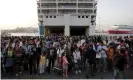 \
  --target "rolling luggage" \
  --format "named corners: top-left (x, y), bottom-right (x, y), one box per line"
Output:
top-left (53, 66), bottom-right (63, 75)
